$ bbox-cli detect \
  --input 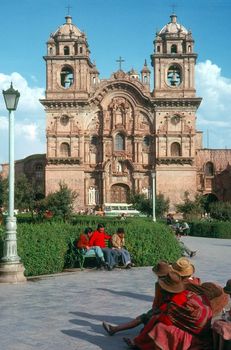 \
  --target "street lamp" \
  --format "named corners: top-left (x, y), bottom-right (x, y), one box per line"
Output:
top-left (151, 170), bottom-right (156, 222)
top-left (0, 83), bottom-right (26, 283)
